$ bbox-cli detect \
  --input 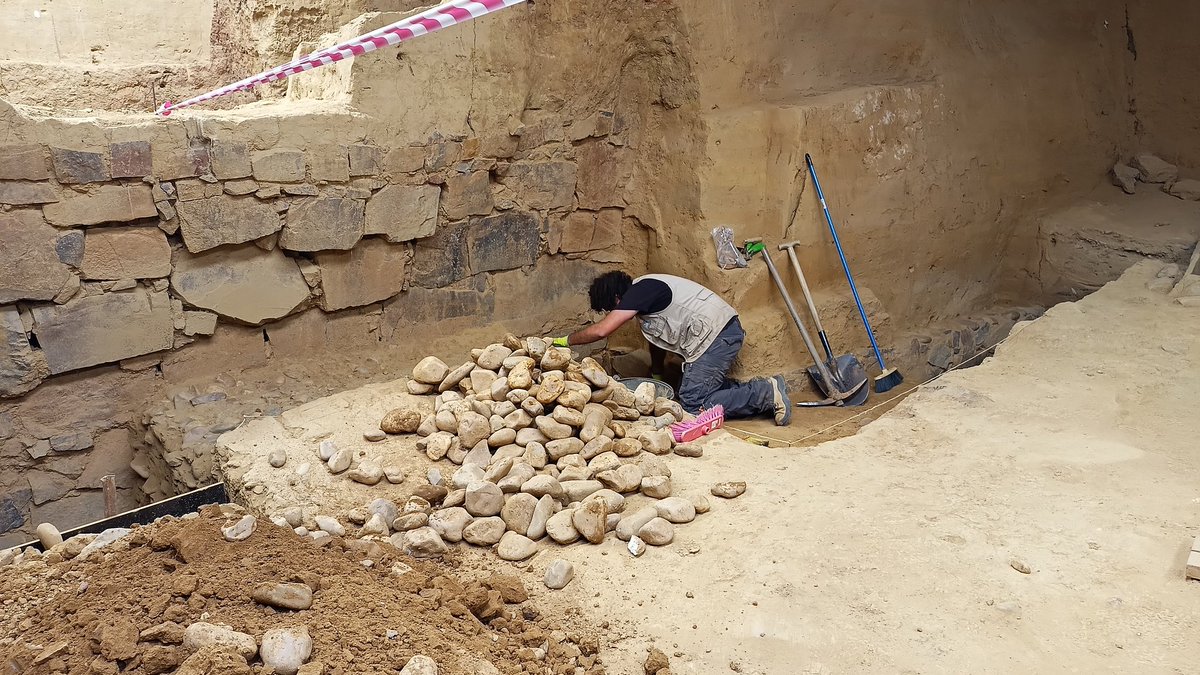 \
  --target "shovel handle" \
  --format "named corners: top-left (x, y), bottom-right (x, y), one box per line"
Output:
top-left (779, 242), bottom-right (834, 359)
top-left (755, 243), bottom-right (850, 400)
